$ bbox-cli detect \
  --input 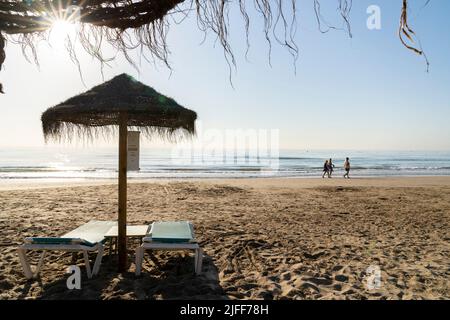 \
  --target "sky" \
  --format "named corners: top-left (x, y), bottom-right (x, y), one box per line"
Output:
top-left (0, 0), bottom-right (449, 151)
